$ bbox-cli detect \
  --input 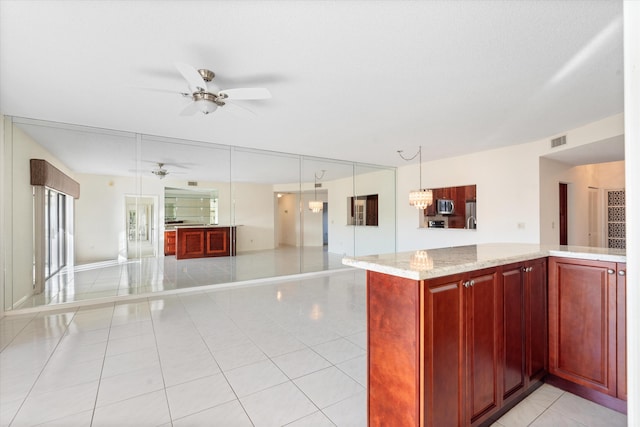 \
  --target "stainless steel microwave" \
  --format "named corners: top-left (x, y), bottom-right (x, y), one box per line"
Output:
top-left (437, 199), bottom-right (455, 215)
